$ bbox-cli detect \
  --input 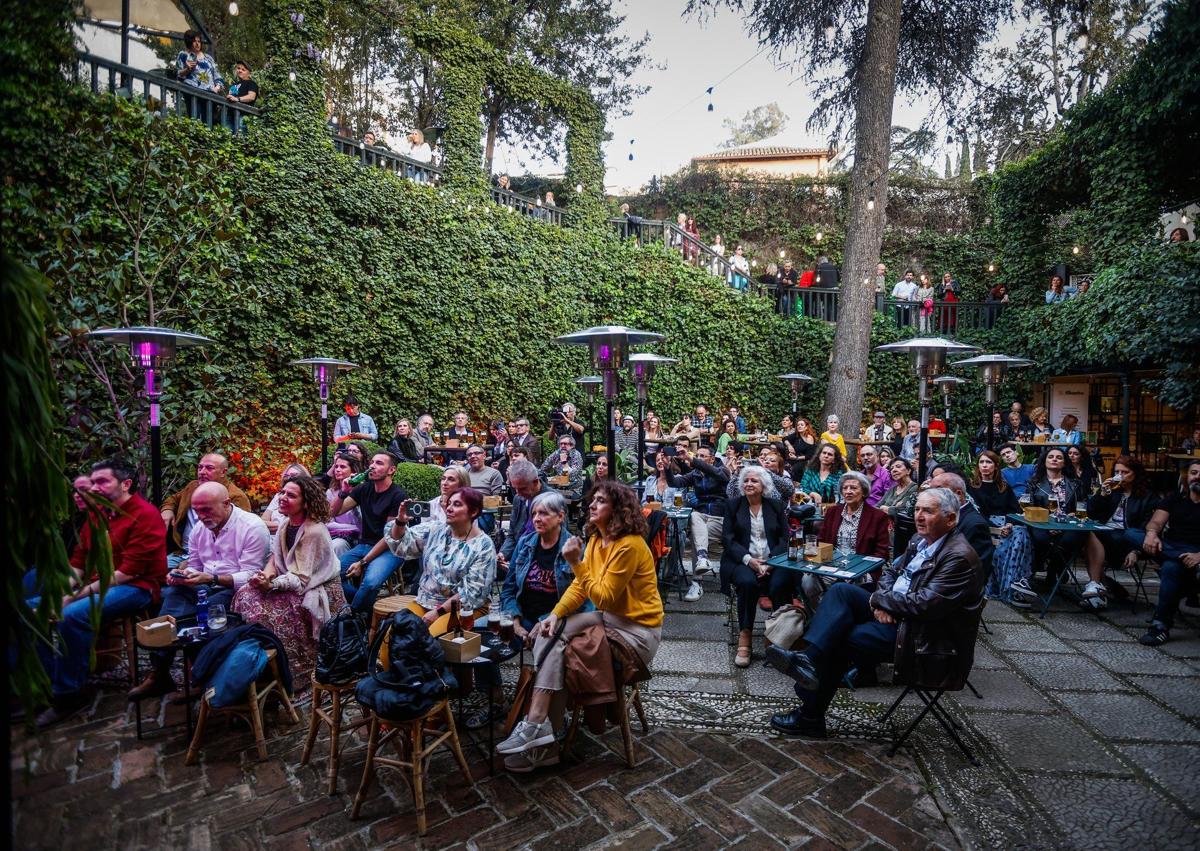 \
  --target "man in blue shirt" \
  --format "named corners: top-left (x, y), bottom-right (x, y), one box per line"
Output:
top-left (333, 393), bottom-right (378, 441)
top-left (999, 443), bottom-right (1035, 498)
top-left (765, 487), bottom-right (985, 738)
